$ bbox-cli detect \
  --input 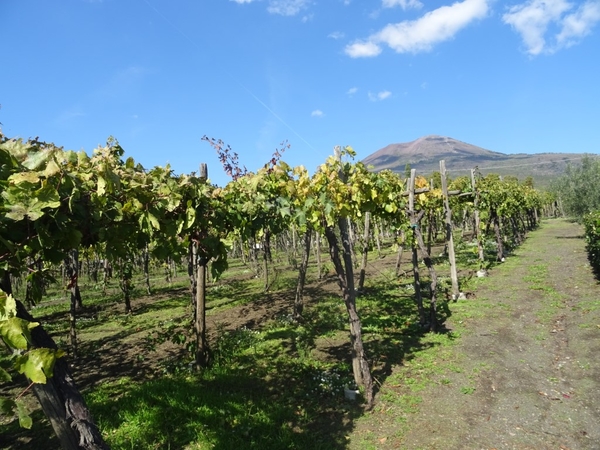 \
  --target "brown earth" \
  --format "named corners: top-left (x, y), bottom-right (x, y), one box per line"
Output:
top-left (2, 219), bottom-right (599, 449)
top-left (351, 218), bottom-right (600, 449)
